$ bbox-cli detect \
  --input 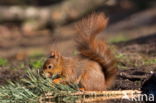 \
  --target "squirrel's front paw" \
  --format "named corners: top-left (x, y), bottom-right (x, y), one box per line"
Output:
top-left (53, 78), bottom-right (62, 84)
top-left (79, 88), bottom-right (85, 91)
